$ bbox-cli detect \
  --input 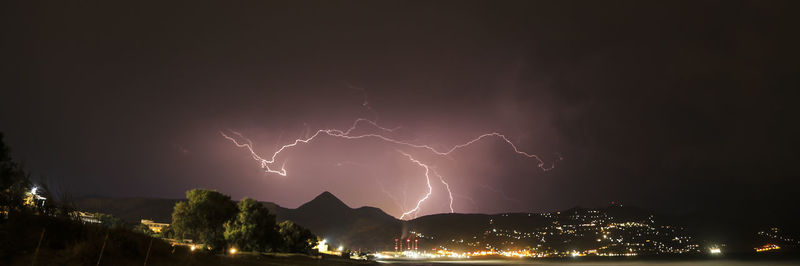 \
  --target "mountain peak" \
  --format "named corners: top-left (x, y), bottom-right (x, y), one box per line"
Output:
top-left (297, 191), bottom-right (350, 211)
top-left (316, 191), bottom-right (337, 200)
